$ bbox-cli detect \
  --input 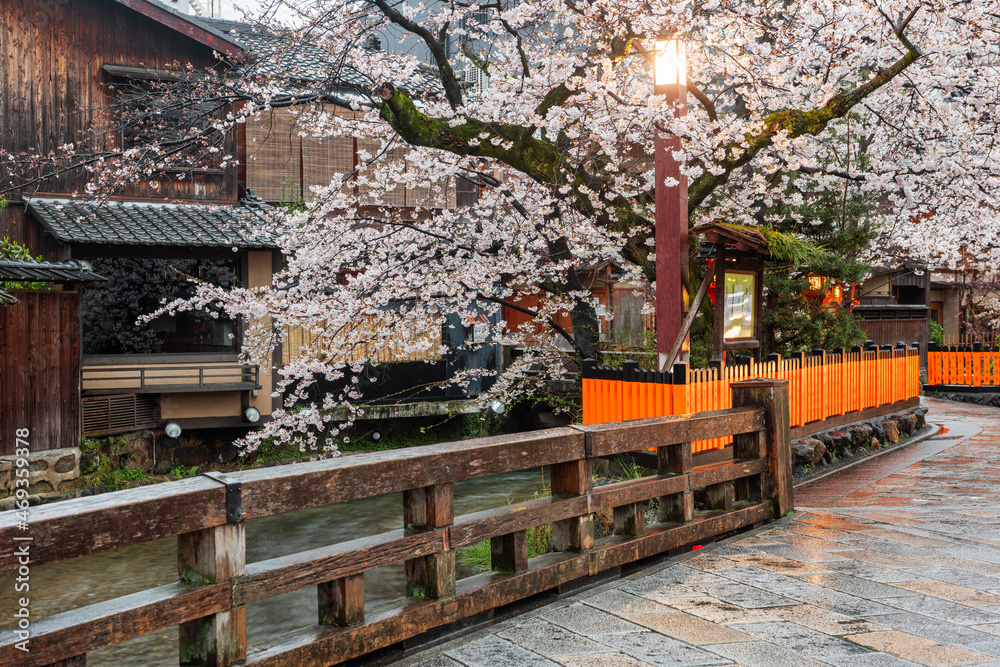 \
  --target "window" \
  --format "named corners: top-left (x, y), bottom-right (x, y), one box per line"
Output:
top-left (82, 257), bottom-right (238, 355)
